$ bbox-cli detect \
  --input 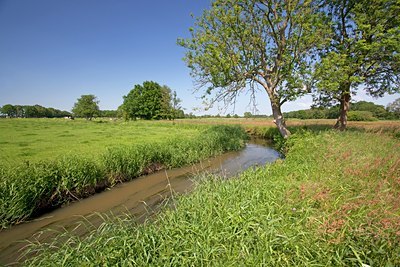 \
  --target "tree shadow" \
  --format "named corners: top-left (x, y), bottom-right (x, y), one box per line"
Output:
top-left (287, 123), bottom-right (400, 139)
